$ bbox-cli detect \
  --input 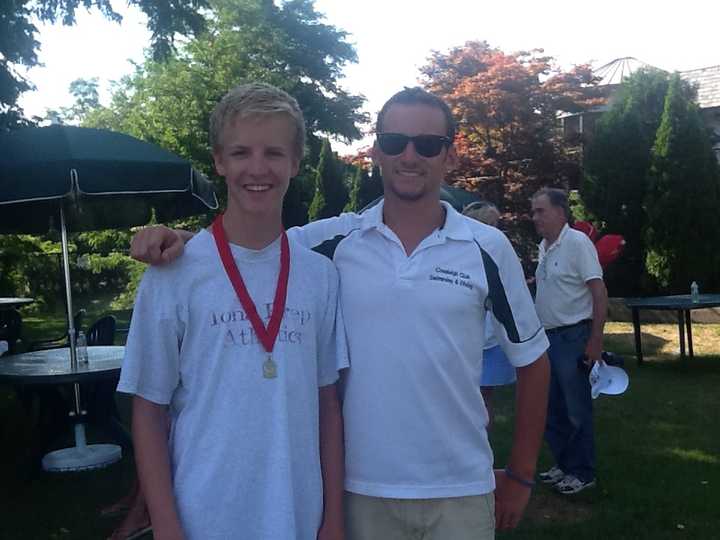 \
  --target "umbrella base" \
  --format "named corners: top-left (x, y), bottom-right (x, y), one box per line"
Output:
top-left (42, 443), bottom-right (122, 472)
top-left (42, 423), bottom-right (122, 472)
